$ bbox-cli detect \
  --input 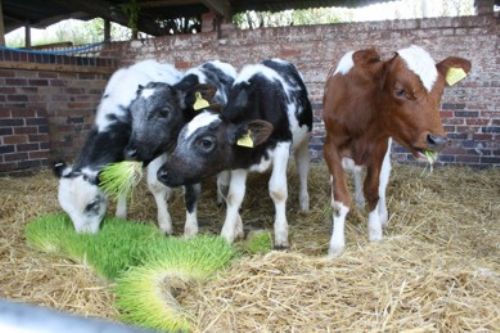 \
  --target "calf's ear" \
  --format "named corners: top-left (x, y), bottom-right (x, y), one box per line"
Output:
top-left (229, 120), bottom-right (274, 148)
top-left (53, 160), bottom-right (71, 178)
top-left (177, 83), bottom-right (218, 111)
top-left (436, 57), bottom-right (472, 86)
top-left (353, 48), bottom-right (381, 66)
